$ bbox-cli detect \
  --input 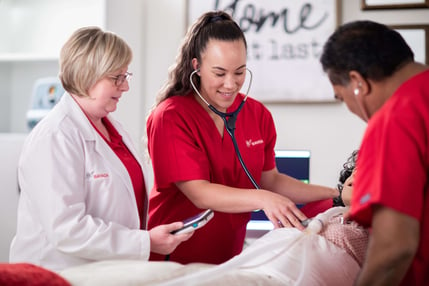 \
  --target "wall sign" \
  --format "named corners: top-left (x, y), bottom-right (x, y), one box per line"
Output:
top-left (362, 0), bottom-right (429, 10)
top-left (187, 0), bottom-right (339, 102)
top-left (391, 24), bottom-right (429, 64)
